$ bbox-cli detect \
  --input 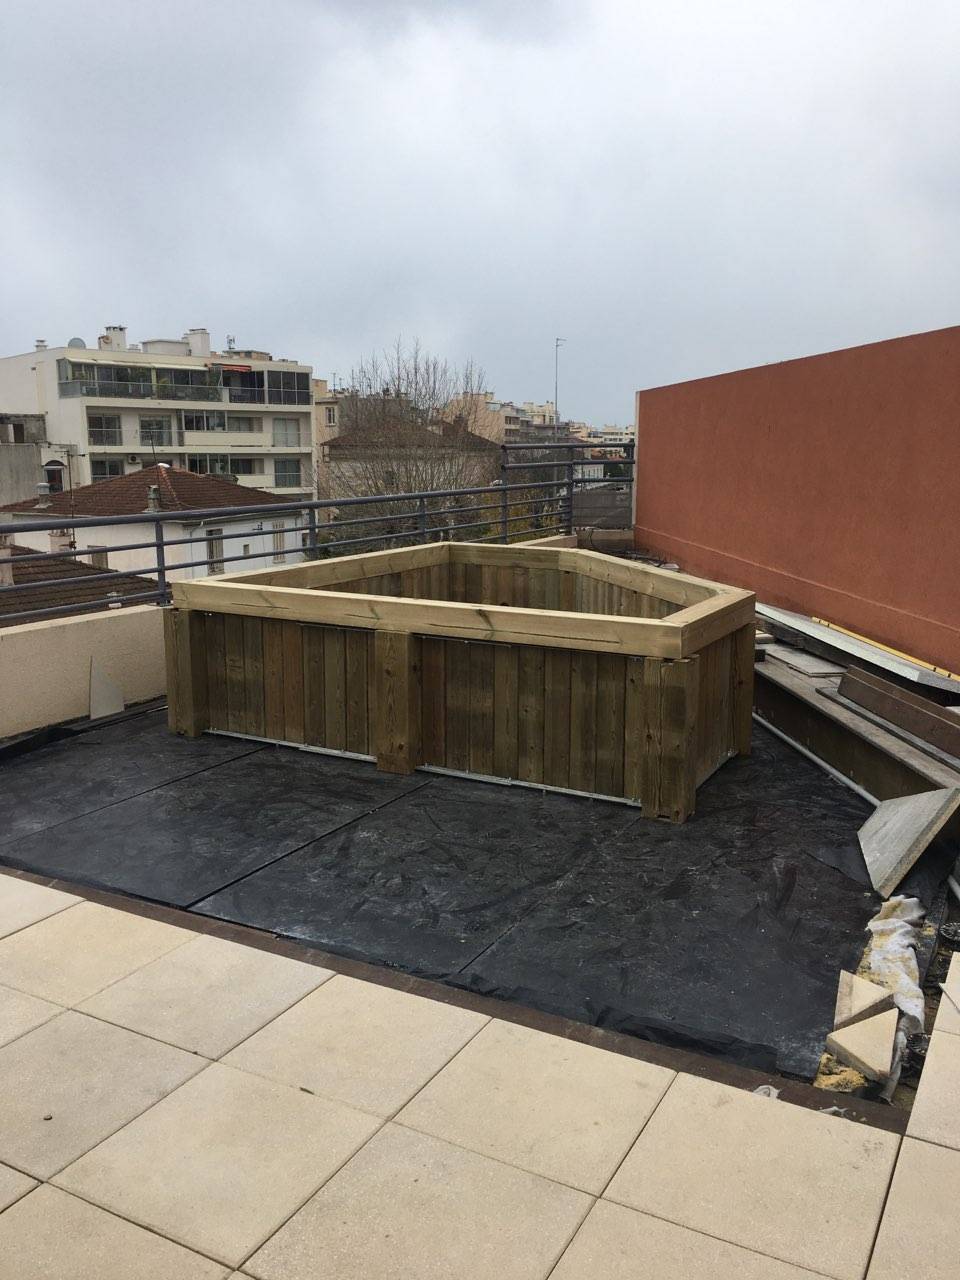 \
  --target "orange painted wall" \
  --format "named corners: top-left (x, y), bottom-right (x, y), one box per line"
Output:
top-left (634, 326), bottom-right (960, 673)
